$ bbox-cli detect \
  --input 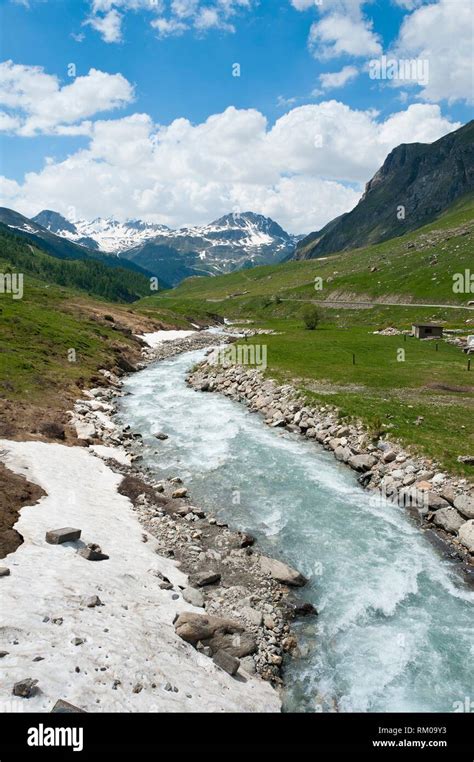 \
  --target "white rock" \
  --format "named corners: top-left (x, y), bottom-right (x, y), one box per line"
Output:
top-left (458, 520), bottom-right (474, 553)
